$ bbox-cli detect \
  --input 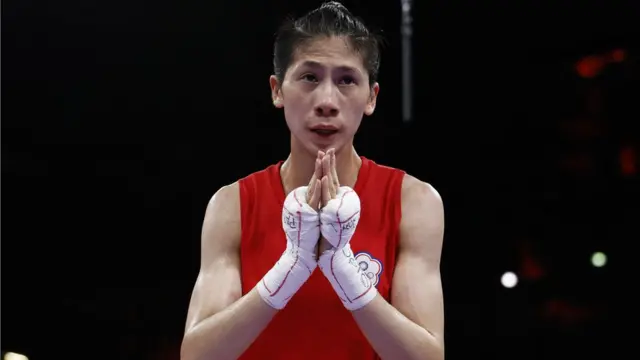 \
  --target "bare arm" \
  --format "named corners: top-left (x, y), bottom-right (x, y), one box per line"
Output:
top-left (352, 176), bottom-right (445, 360)
top-left (180, 183), bottom-right (278, 360)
